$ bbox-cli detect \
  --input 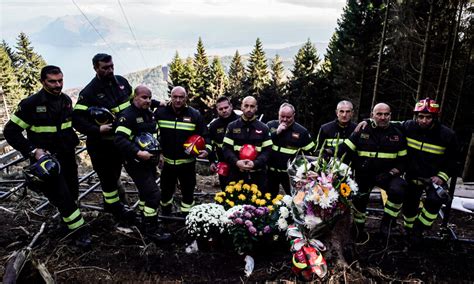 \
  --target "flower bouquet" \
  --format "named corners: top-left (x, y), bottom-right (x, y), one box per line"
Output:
top-left (185, 203), bottom-right (228, 241)
top-left (214, 180), bottom-right (283, 210)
